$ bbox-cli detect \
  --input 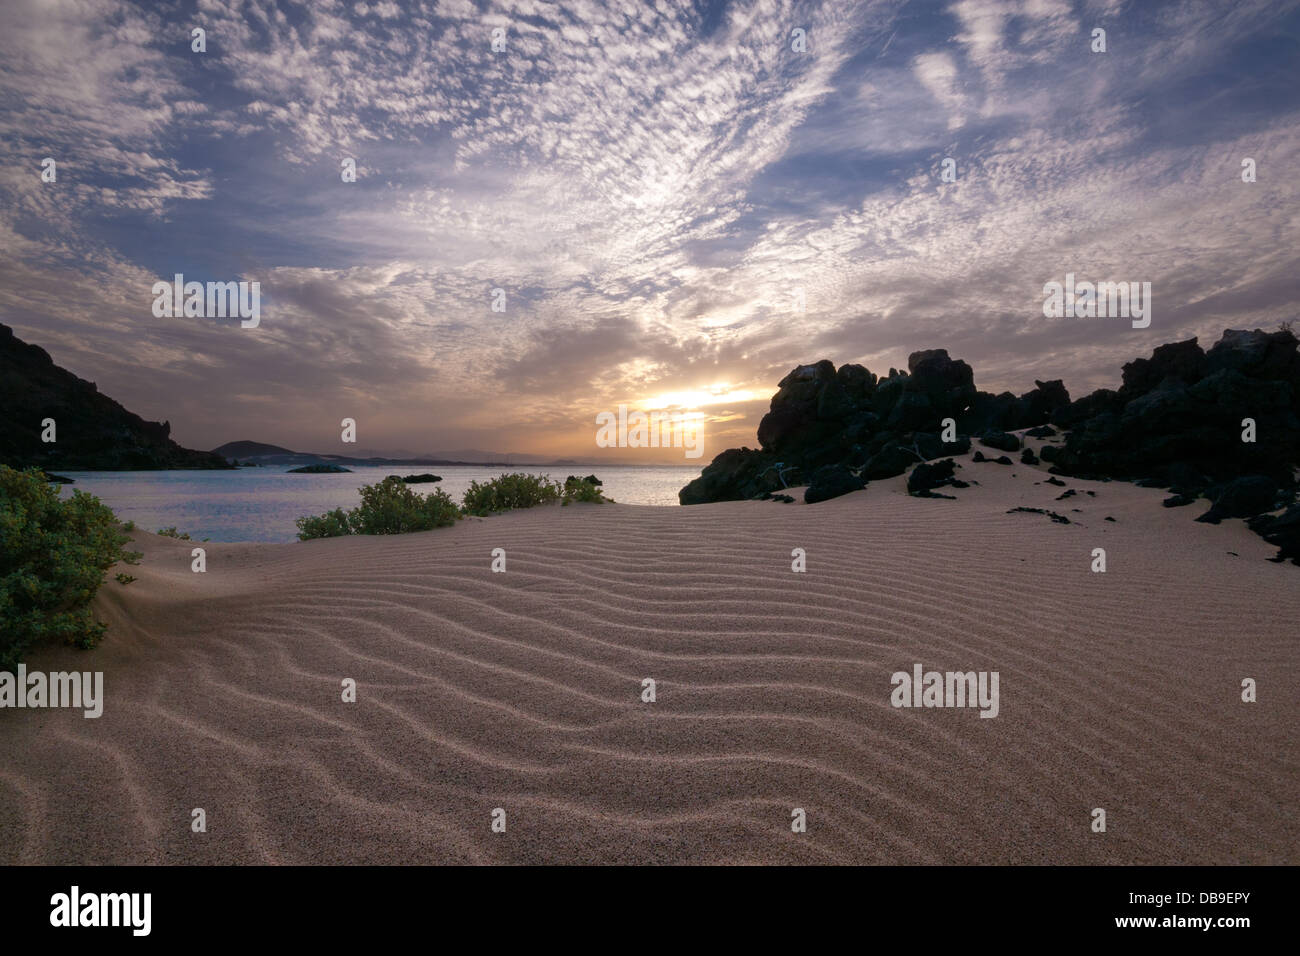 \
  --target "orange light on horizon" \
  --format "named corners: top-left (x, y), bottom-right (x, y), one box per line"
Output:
top-left (641, 386), bottom-right (760, 410)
